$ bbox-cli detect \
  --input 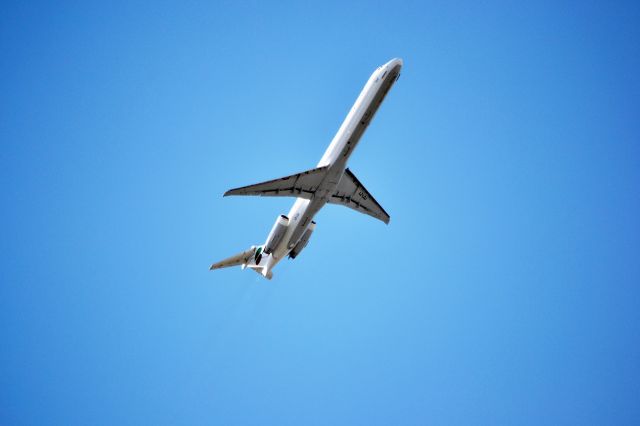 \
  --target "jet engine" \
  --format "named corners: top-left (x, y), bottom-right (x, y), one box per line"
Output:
top-left (289, 221), bottom-right (316, 259)
top-left (264, 215), bottom-right (289, 254)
